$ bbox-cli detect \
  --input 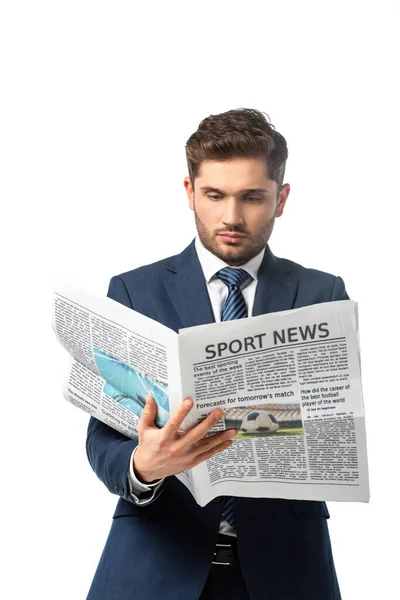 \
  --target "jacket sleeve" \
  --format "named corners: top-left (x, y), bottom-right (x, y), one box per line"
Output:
top-left (85, 275), bottom-right (154, 504)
